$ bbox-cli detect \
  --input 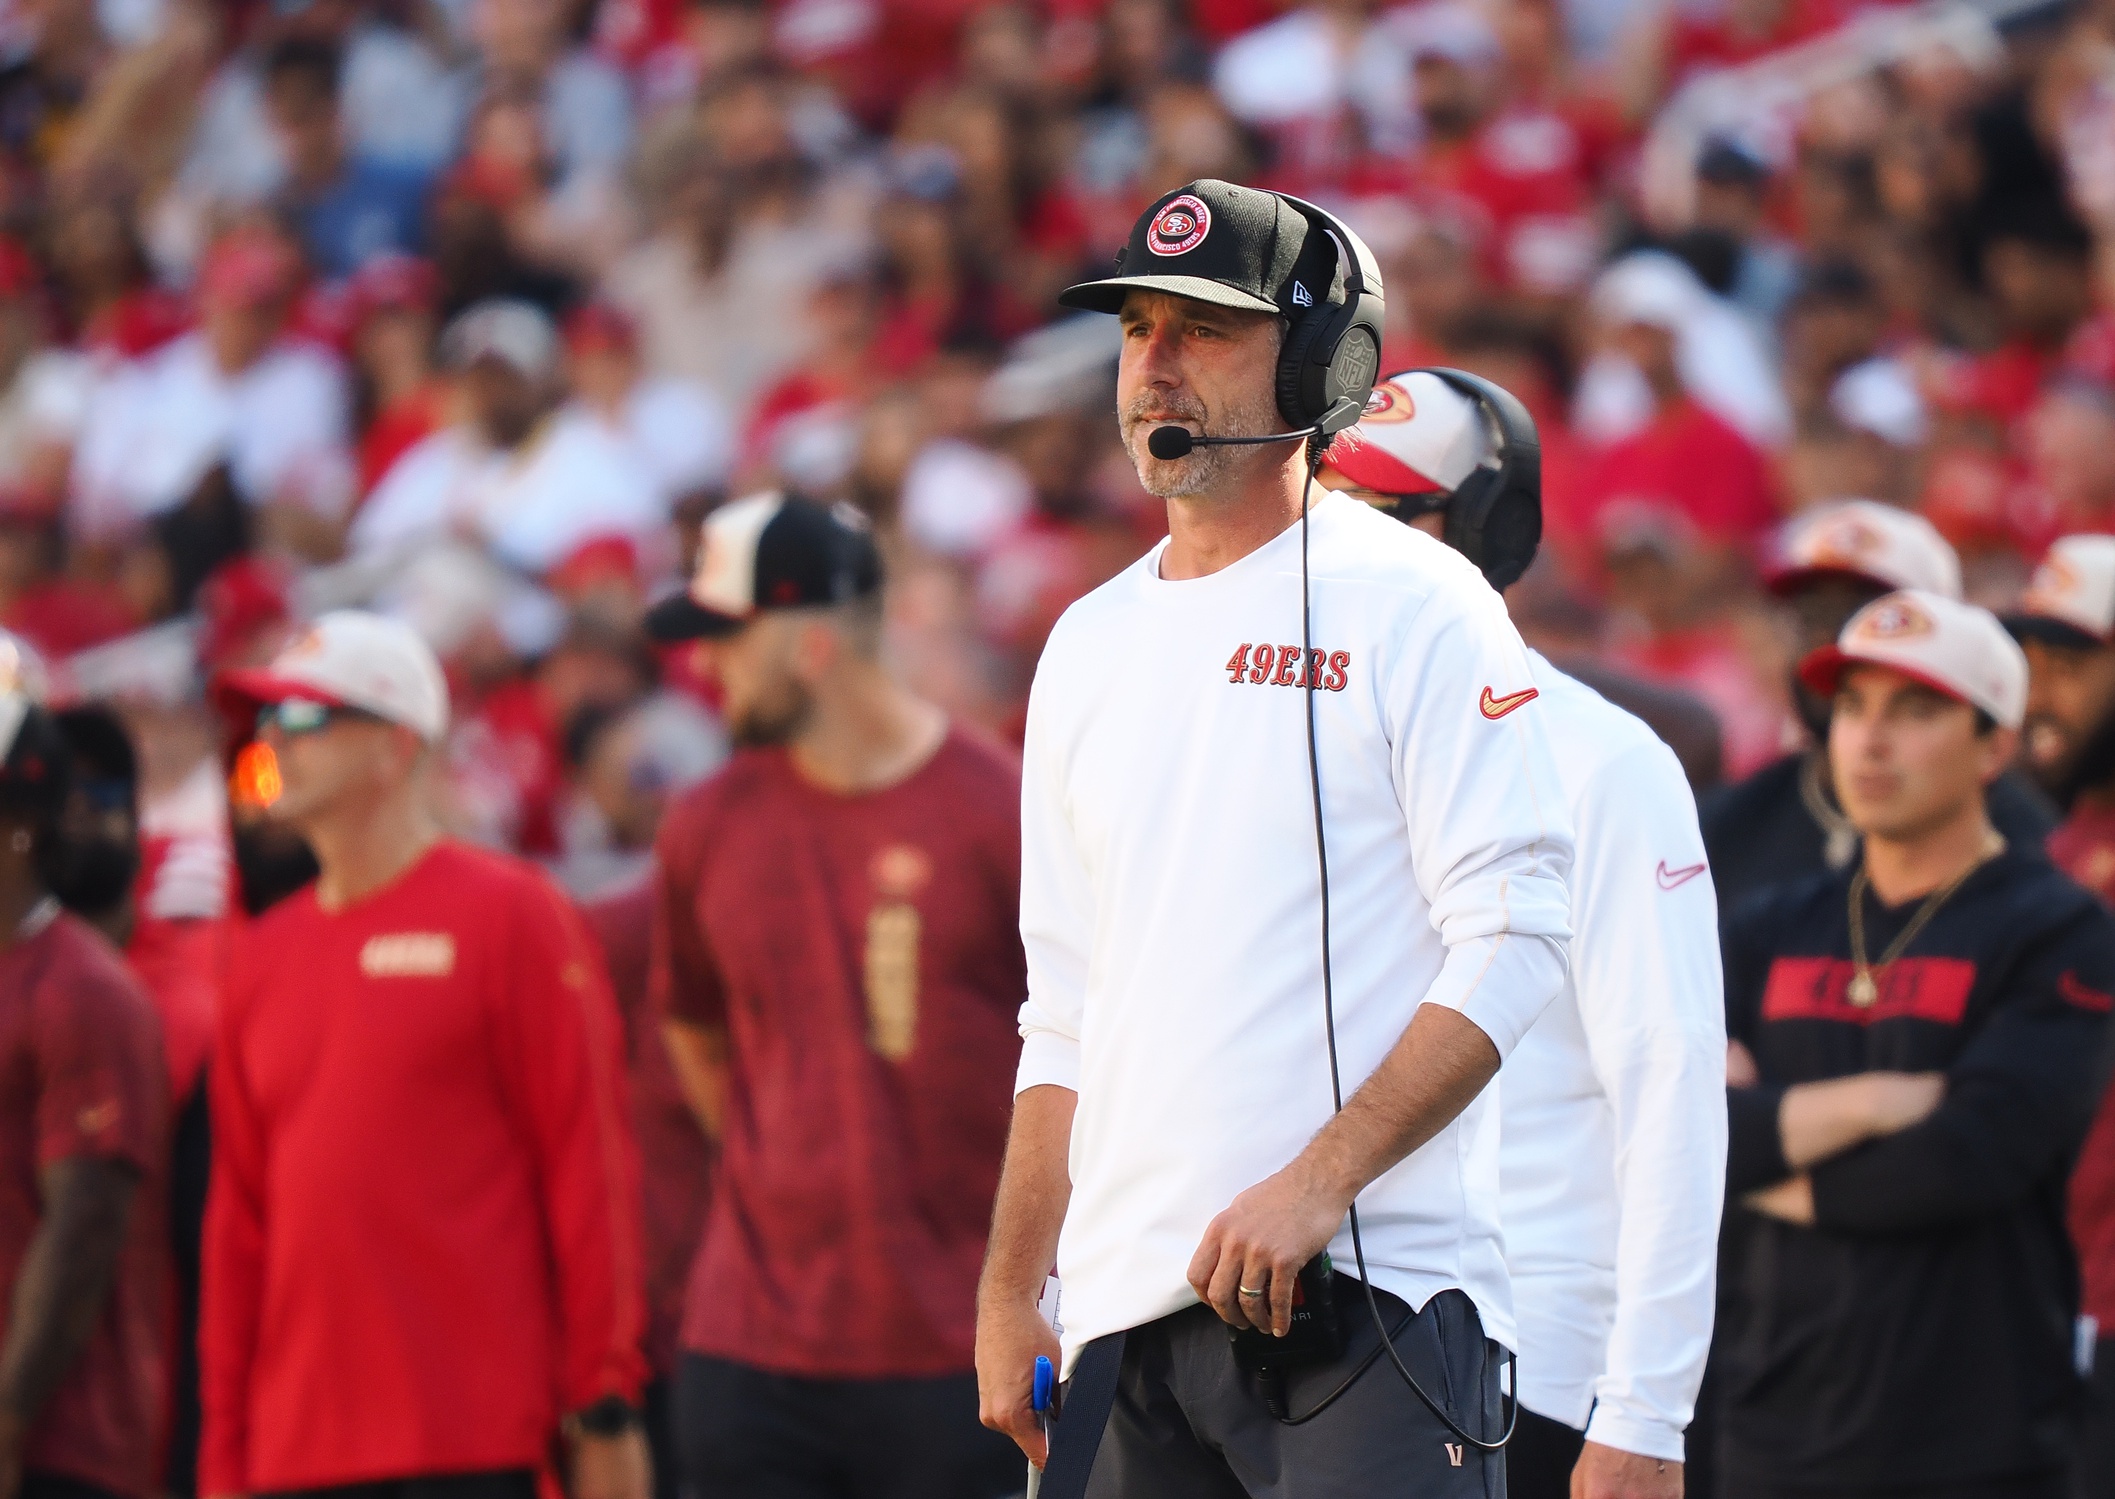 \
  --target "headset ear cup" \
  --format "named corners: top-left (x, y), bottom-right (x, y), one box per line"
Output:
top-left (1444, 469), bottom-right (1500, 571)
top-left (1277, 312), bottom-right (1325, 429)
